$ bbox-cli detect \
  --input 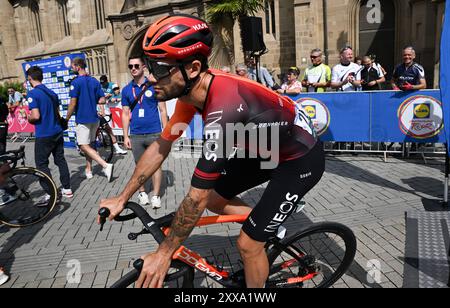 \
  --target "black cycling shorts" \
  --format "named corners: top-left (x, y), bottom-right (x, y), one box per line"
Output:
top-left (215, 141), bottom-right (325, 242)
